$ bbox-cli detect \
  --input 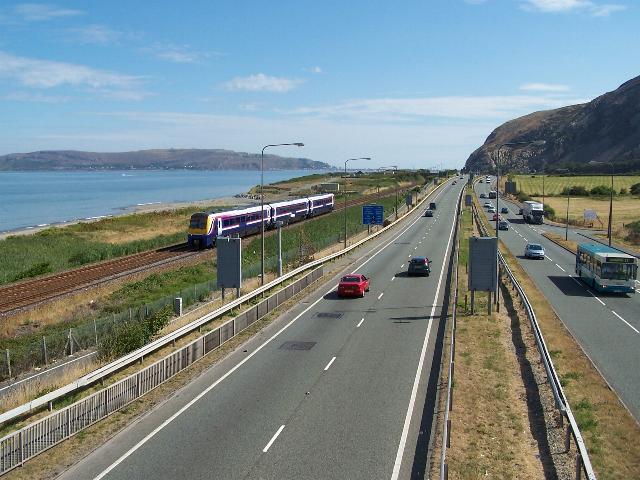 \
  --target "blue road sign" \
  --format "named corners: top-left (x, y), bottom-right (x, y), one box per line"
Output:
top-left (362, 204), bottom-right (384, 225)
